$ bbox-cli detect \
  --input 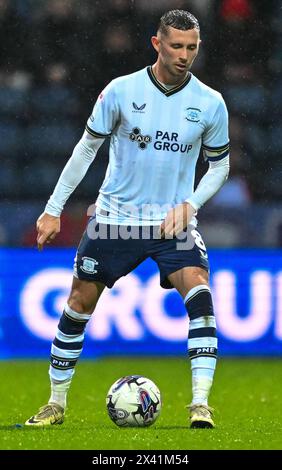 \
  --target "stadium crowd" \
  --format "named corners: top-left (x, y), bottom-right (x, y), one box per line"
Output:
top-left (0, 0), bottom-right (281, 246)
